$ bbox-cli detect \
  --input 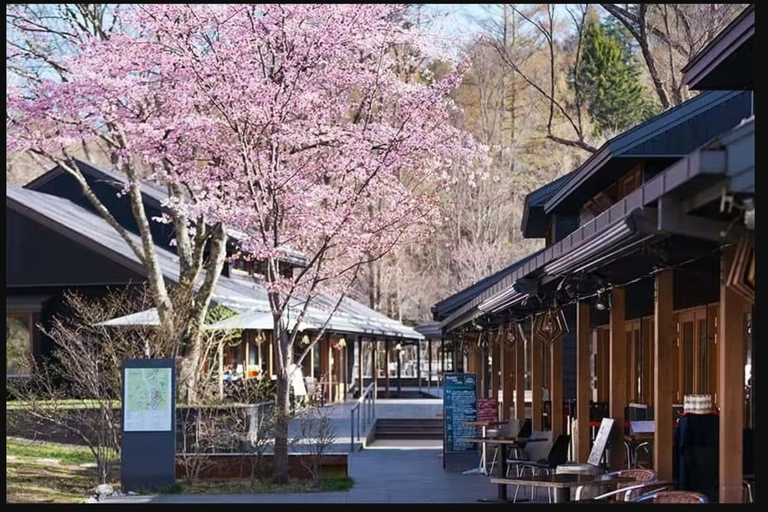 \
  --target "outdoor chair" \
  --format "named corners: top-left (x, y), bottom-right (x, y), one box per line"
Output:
top-left (575, 468), bottom-right (659, 502)
top-left (508, 434), bottom-right (571, 503)
top-left (502, 430), bottom-right (552, 502)
top-left (588, 482), bottom-right (671, 502)
top-left (487, 418), bottom-right (531, 475)
top-left (633, 490), bottom-right (709, 503)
